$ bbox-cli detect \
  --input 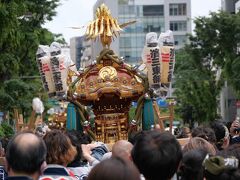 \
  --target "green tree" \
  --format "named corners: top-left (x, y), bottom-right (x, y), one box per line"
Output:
top-left (174, 47), bottom-right (219, 124)
top-left (54, 33), bottom-right (67, 45)
top-left (0, 0), bottom-right (61, 82)
top-left (0, 122), bottom-right (14, 138)
top-left (174, 11), bottom-right (240, 124)
top-left (0, 78), bottom-right (48, 122)
top-left (191, 11), bottom-right (240, 97)
top-left (0, 0), bottom-right (61, 118)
